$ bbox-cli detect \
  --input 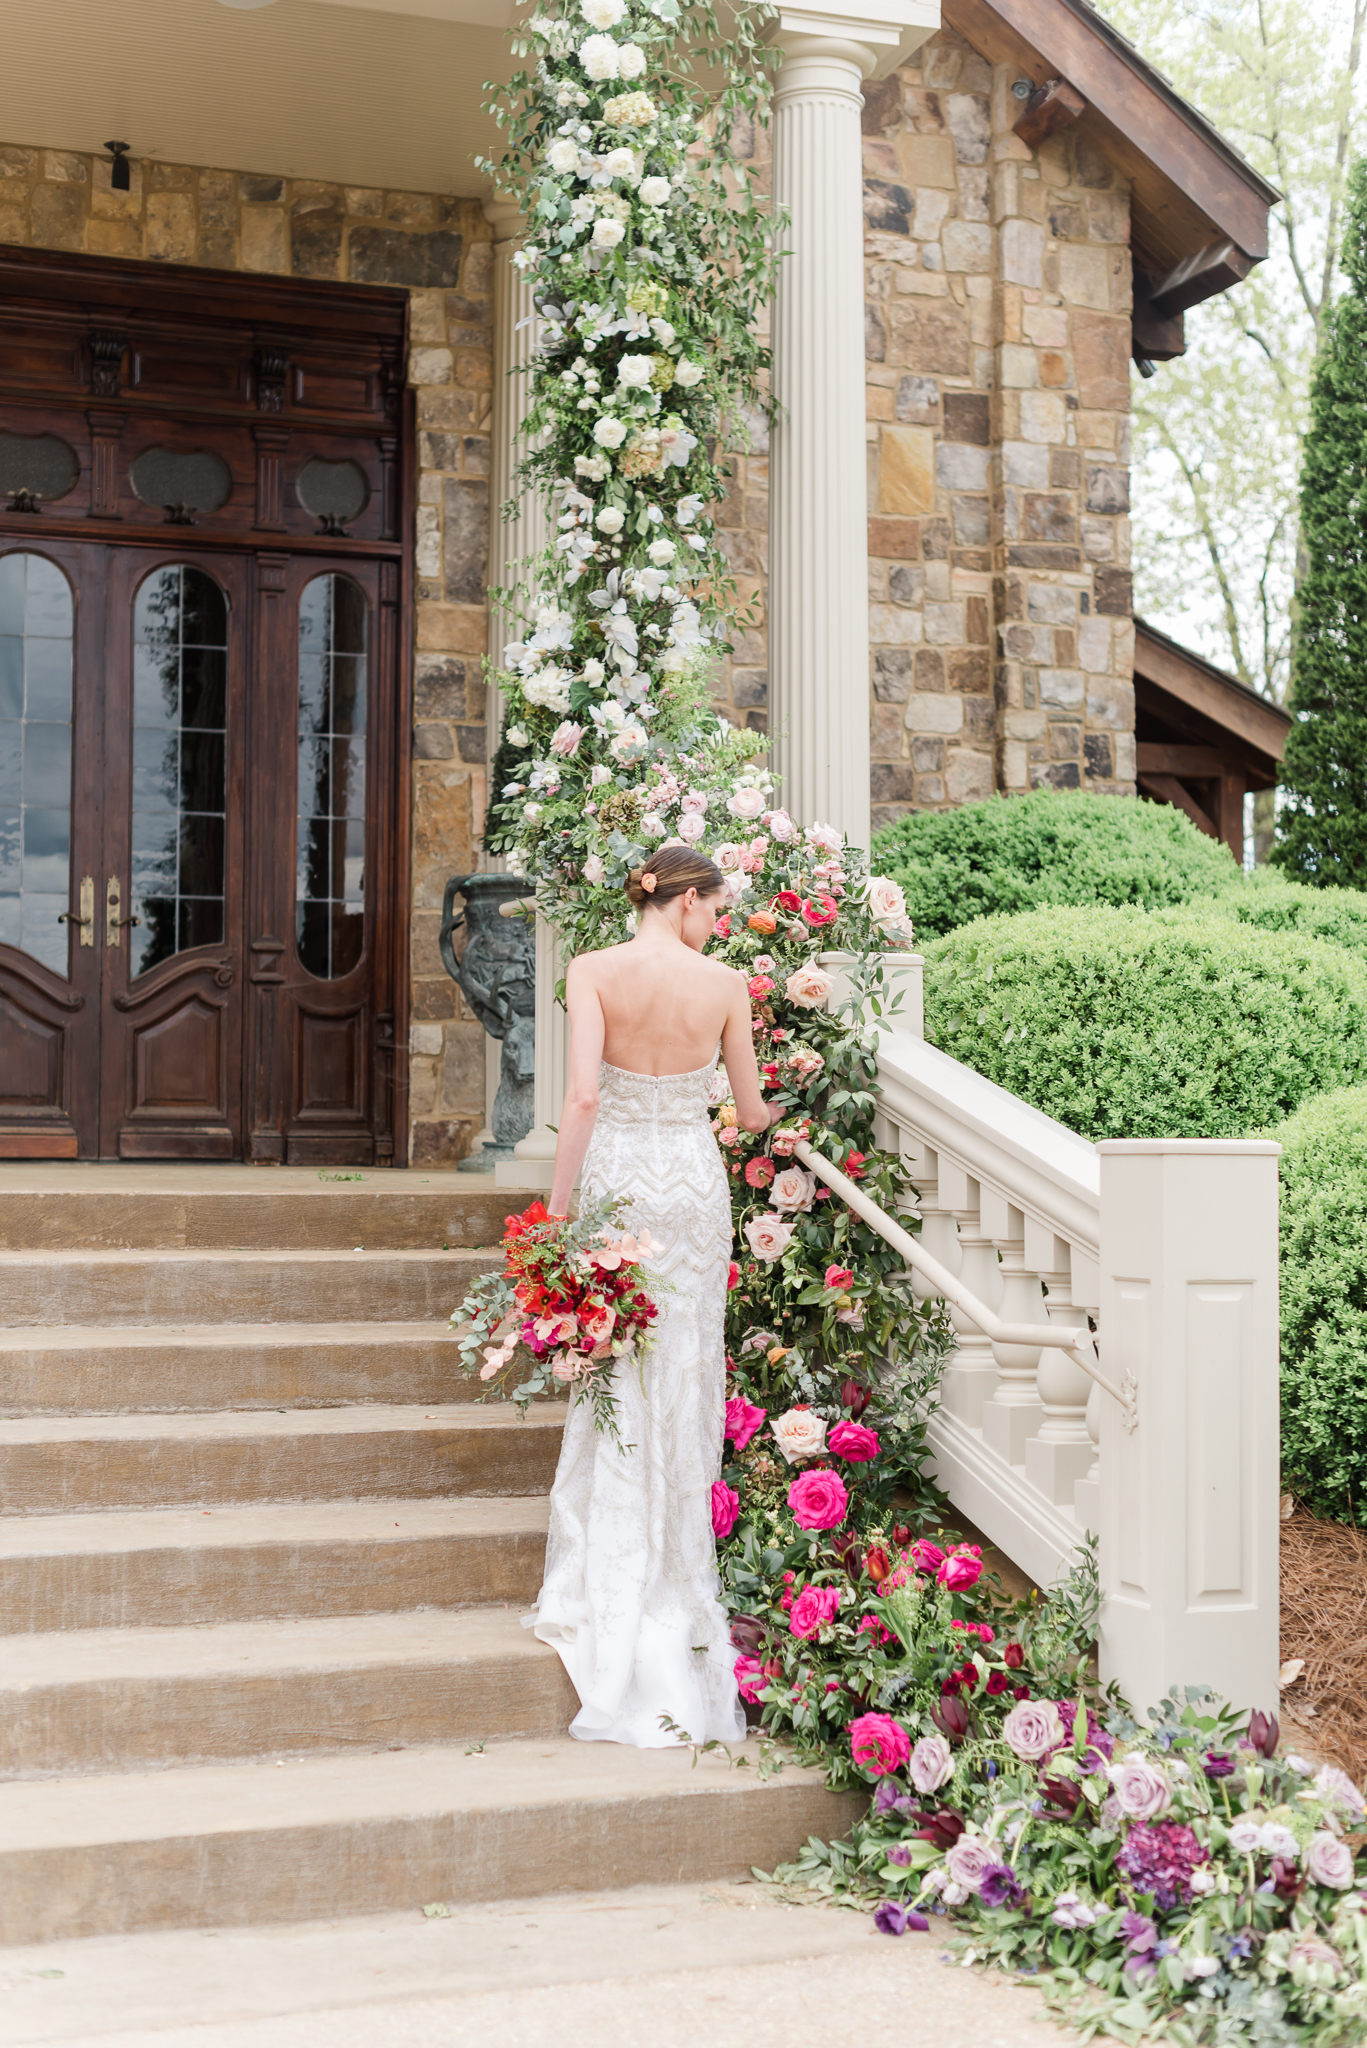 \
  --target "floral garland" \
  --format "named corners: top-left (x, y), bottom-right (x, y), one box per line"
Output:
top-left (480, 0), bottom-right (785, 928)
